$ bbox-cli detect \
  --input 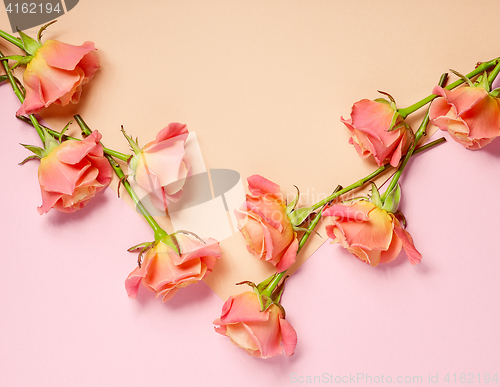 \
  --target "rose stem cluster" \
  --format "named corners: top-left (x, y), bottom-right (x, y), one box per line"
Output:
top-left (0, 49), bottom-right (170, 244)
top-left (258, 134), bottom-right (446, 296)
top-left (0, 49), bottom-right (130, 163)
top-left (307, 59), bottom-right (500, 213)
top-left (260, 71), bottom-right (460, 296)
top-left (16, 115), bottom-right (130, 162)
top-left (0, 30), bottom-right (25, 51)
top-left (74, 115), bottom-right (170, 243)
top-left (397, 58), bottom-right (500, 118)
top-left (380, 73), bottom-right (448, 202)
top-left (260, 186), bottom-right (341, 298)
top-left (308, 136), bottom-right (445, 213)
top-left (0, 49), bottom-right (46, 141)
